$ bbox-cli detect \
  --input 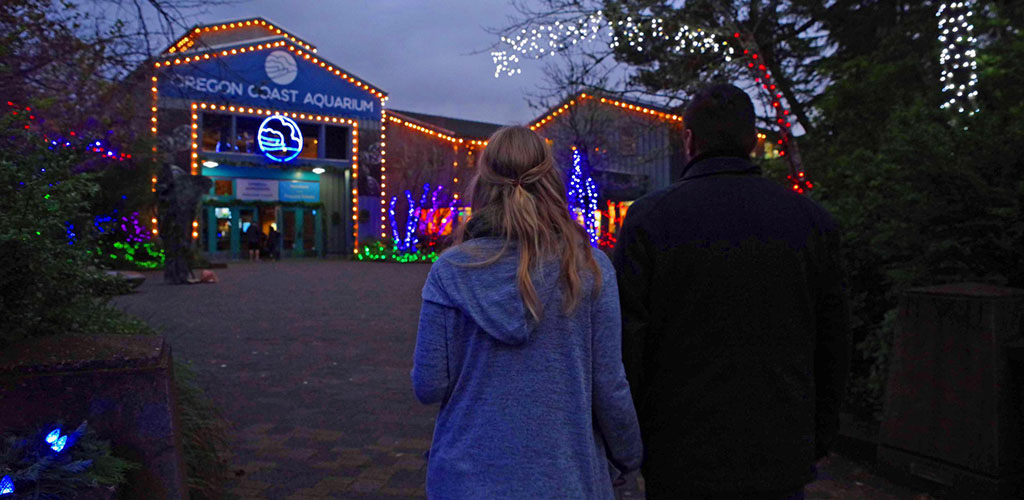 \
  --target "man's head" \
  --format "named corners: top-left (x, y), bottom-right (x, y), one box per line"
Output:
top-left (683, 84), bottom-right (757, 159)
